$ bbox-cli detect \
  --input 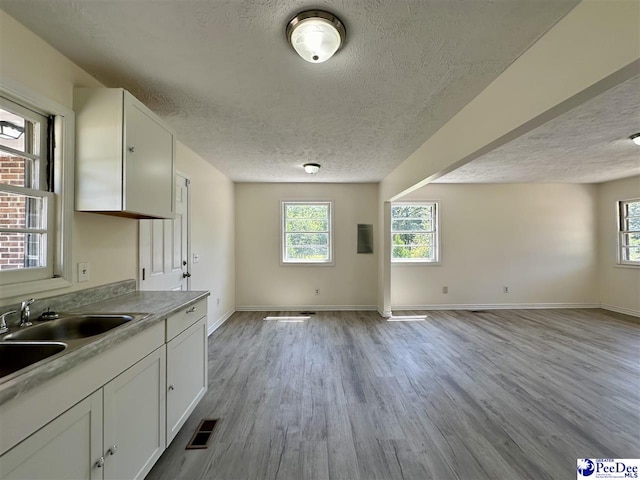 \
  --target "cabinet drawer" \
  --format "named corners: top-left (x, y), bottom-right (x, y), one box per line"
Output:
top-left (166, 299), bottom-right (207, 341)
